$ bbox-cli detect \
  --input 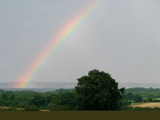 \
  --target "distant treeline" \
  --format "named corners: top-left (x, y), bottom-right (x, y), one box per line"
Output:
top-left (126, 87), bottom-right (160, 100)
top-left (126, 87), bottom-right (160, 92)
top-left (0, 89), bottom-right (78, 111)
top-left (0, 87), bottom-right (160, 111)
